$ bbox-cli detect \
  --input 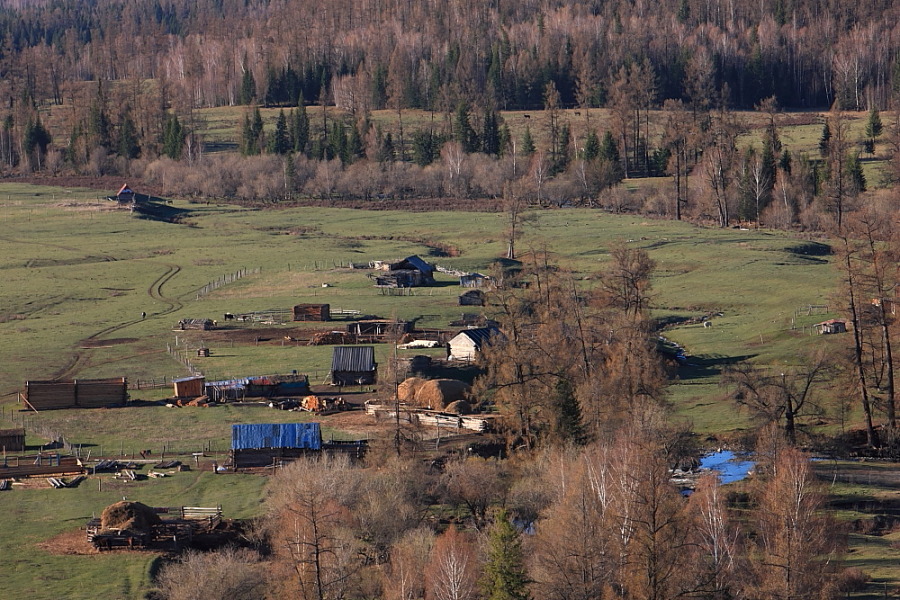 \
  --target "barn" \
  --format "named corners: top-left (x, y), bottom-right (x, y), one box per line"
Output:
top-left (373, 255), bottom-right (436, 288)
top-left (331, 346), bottom-right (377, 386)
top-left (293, 304), bottom-right (331, 321)
top-left (230, 422), bottom-right (322, 469)
top-left (448, 327), bottom-right (503, 361)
